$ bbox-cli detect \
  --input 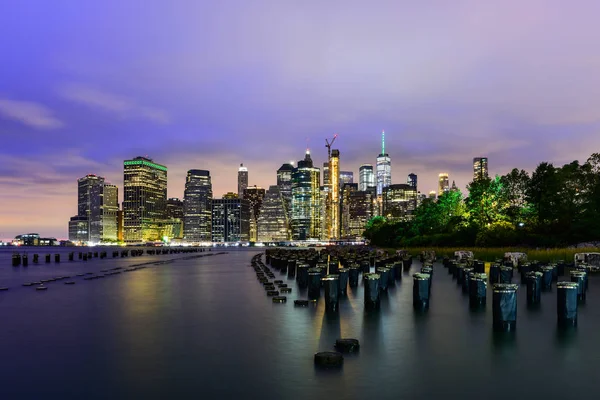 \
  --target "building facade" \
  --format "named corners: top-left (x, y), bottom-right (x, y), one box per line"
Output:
top-left (291, 151), bottom-right (321, 240)
top-left (328, 149), bottom-right (340, 240)
top-left (183, 169), bottom-right (212, 242)
top-left (340, 171), bottom-right (353, 185)
top-left (473, 157), bottom-right (488, 181)
top-left (341, 185), bottom-right (373, 240)
top-left (100, 184), bottom-right (119, 242)
top-left (69, 174), bottom-right (117, 243)
top-left (68, 216), bottom-right (88, 243)
top-left (238, 163), bottom-right (248, 198)
top-left (257, 185), bottom-right (289, 242)
top-left (438, 173), bottom-right (449, 196)
top-left (382, 184), bottom-right (418, 220)
top-left (276, 163), bottom-right (294, 240)
top-left (123, 157), bottom-right (168, 243)
top-left (166, 198), bottom-right (184, 239)
top-left (359, 164), bottom-right (375, 192)
top-left (243, 186), bottom-right (266, 242)
top-left (407, 173), bottom-right (417, 189)
top-left (211, 197), bottom-right (250, 242)
top-left (376, 132), bottom-right (391, 196)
